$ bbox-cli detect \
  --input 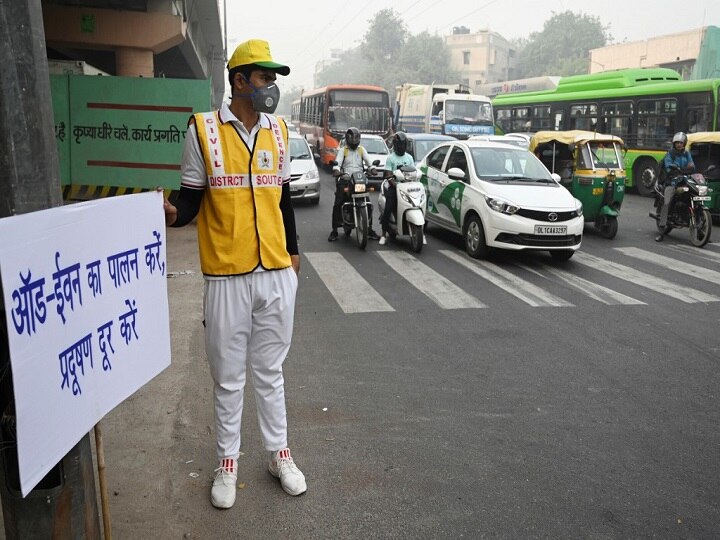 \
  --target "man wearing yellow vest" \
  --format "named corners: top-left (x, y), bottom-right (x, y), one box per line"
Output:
top-left (163, 39), bottom-right (306, 509)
